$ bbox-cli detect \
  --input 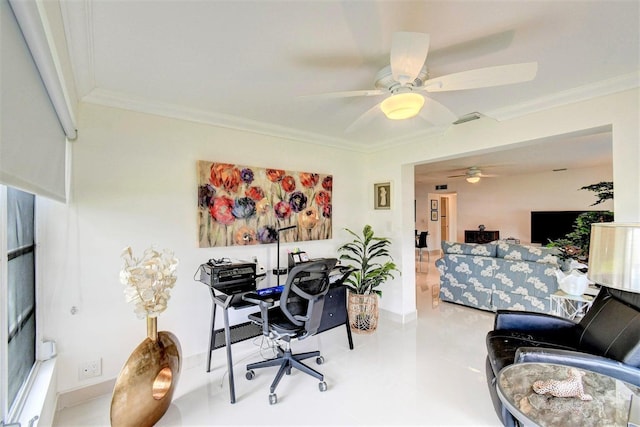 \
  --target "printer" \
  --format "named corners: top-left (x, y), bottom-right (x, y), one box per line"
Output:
top-left (198, 260), bottom-right (256, 295)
